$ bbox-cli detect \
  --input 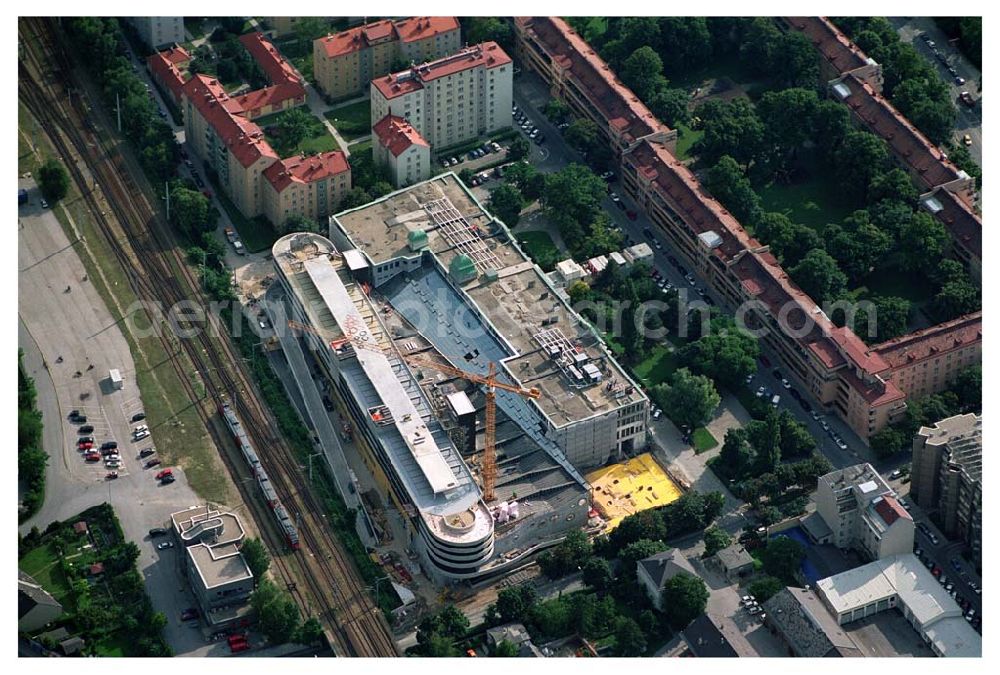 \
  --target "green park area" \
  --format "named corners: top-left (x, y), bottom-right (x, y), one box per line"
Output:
top-left (325, 99), bottom-right (373, 141)
top-left (258, 108), bottom-right (338, 157)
